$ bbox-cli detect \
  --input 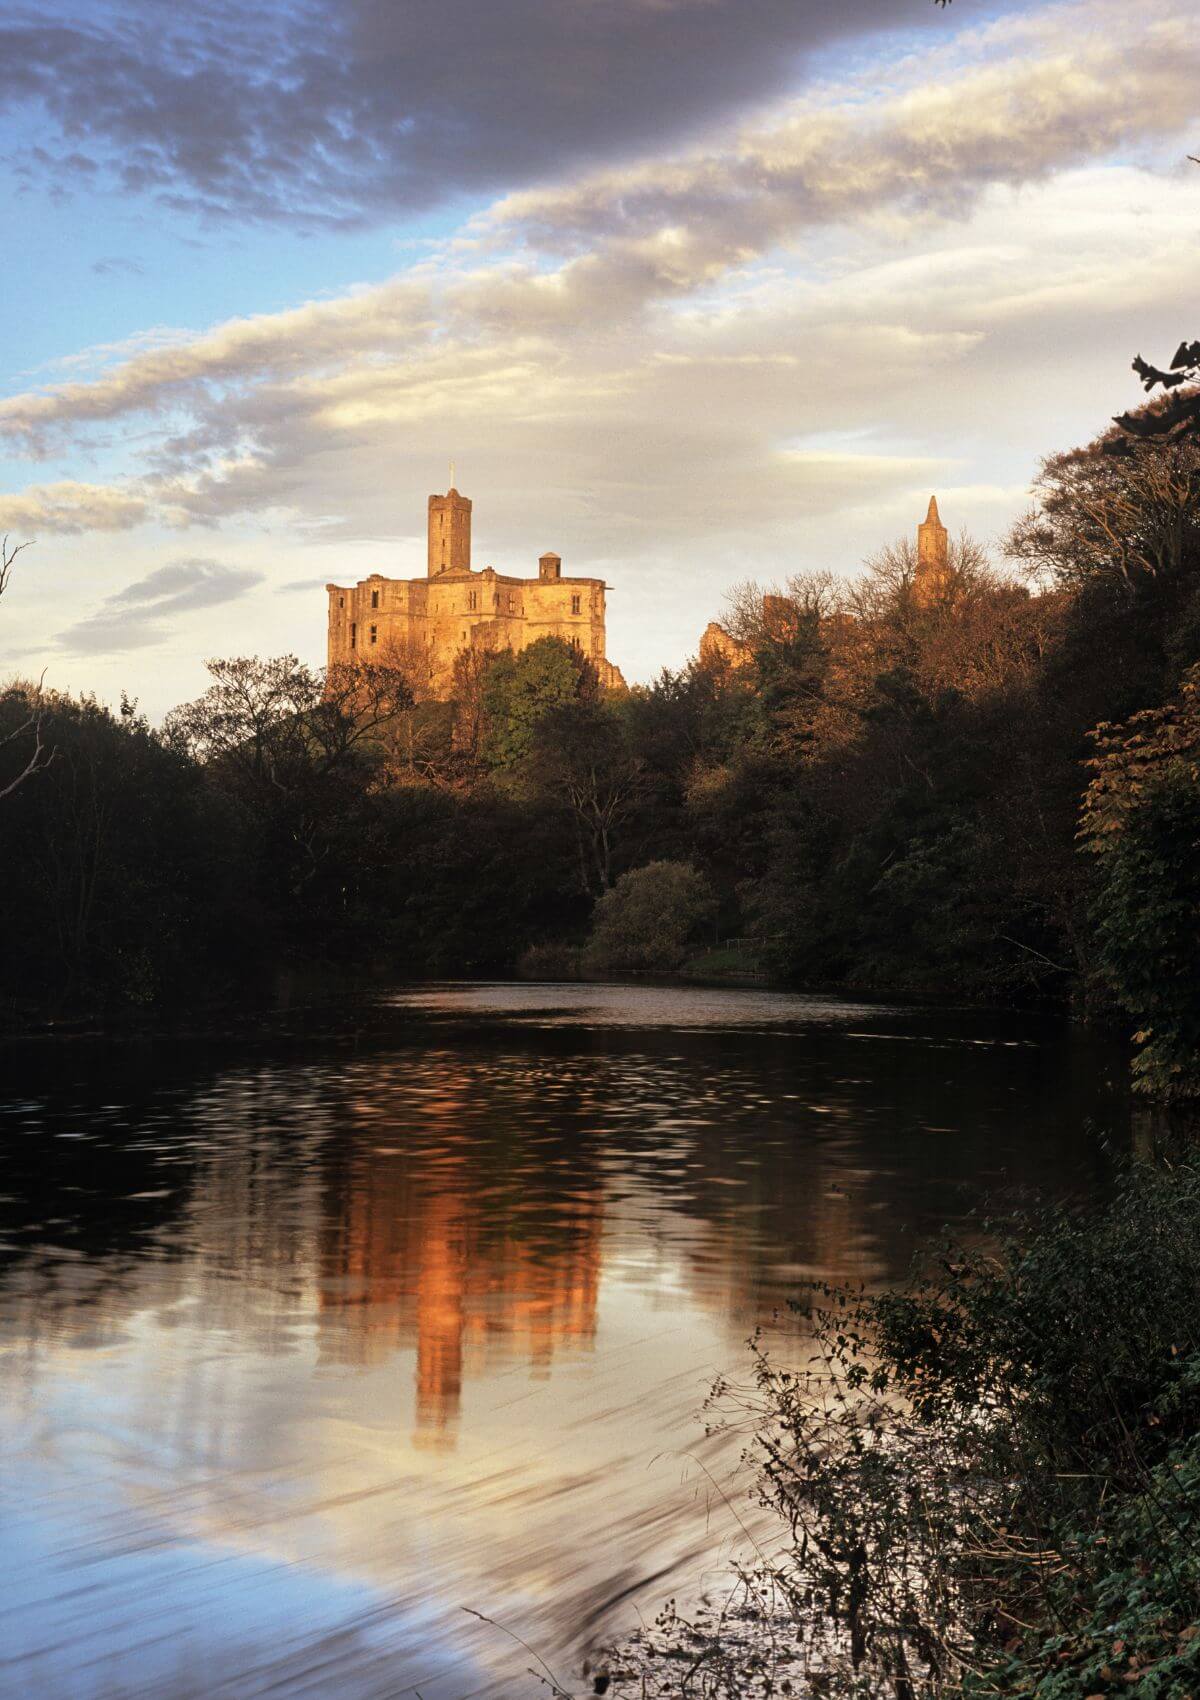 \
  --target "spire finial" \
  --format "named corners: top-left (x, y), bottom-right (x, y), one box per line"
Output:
top-left (925, 494), bottom-right (941, 525)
